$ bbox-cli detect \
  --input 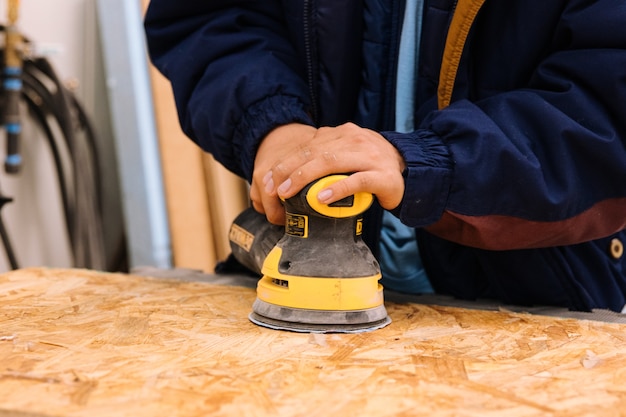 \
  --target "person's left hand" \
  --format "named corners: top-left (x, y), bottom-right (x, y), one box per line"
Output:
top-left (265, 122), bottom-right (407, 211)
